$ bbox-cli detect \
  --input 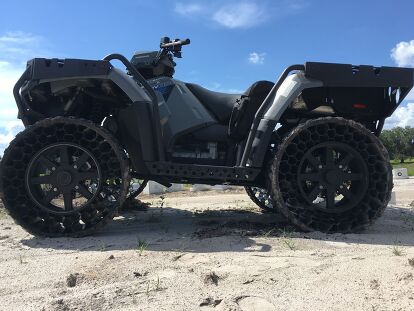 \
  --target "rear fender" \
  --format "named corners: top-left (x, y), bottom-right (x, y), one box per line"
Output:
top-left (244, 72), bottom-right (322, 167)
top-left (16, 58), bottom-right (152, 125)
